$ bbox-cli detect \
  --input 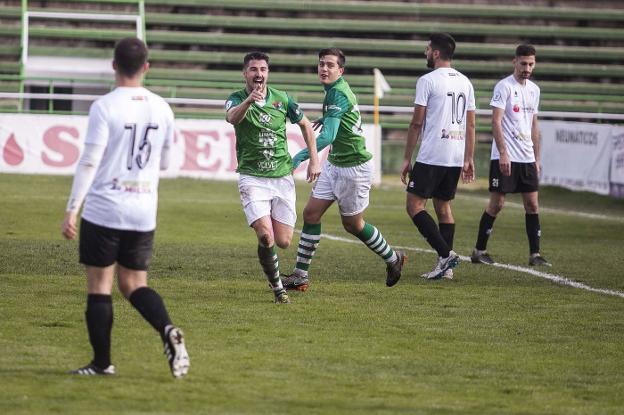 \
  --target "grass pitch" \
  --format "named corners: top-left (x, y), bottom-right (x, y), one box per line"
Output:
top-left (1, 174), bottom-right (623, 414)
